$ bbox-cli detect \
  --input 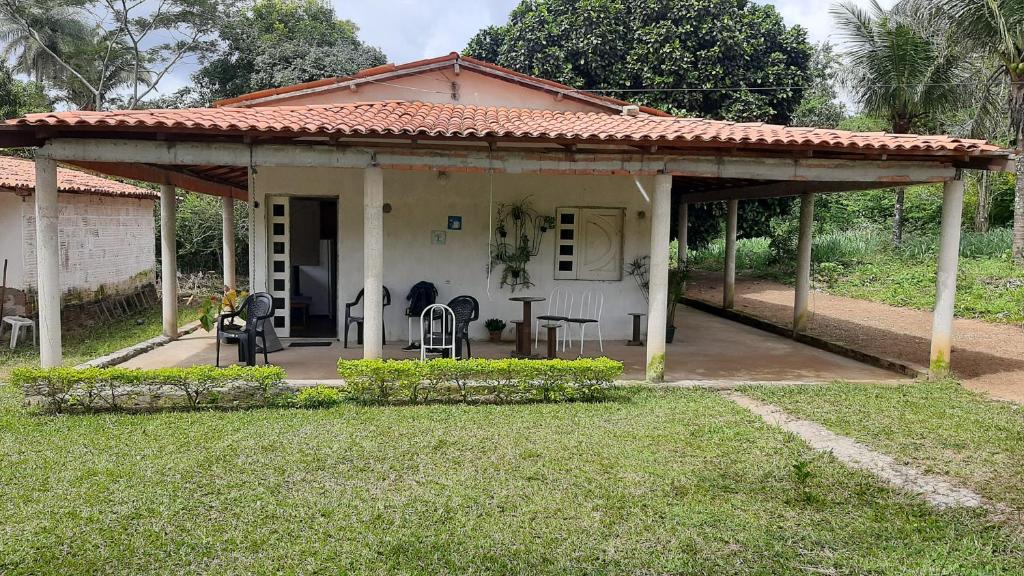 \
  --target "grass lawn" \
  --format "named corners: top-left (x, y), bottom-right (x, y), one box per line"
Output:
top-left (822, 257), bottom-right (1024, 324)
top-left (0, 302), bottom-right (200, 381)
top-left (2, 387), bottom-right (1023, 574)
top-left (742, 381), bottom-right (1024, 511)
